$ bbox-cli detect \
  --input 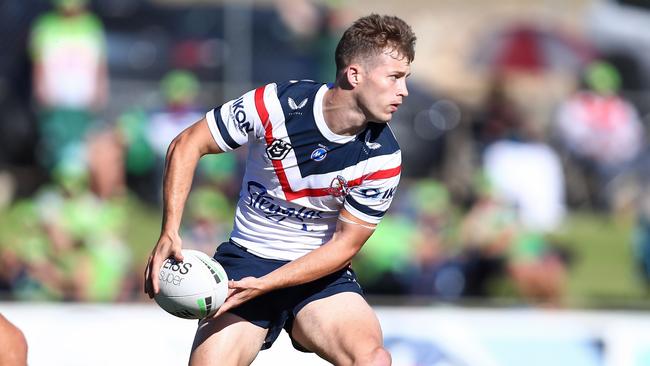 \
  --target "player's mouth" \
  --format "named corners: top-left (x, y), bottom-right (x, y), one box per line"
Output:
top-left (389, 103), bottom-right (401, 112)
